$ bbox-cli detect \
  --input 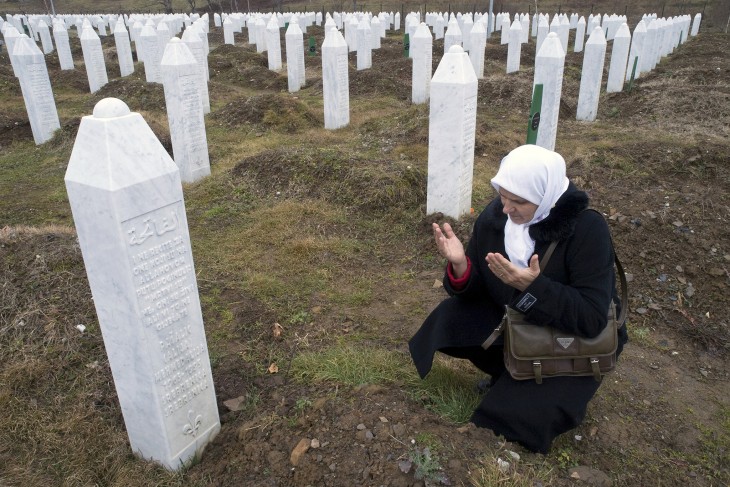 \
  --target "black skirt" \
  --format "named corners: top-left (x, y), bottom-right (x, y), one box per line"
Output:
top-left (409, 296), bottom-right (602, 454)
